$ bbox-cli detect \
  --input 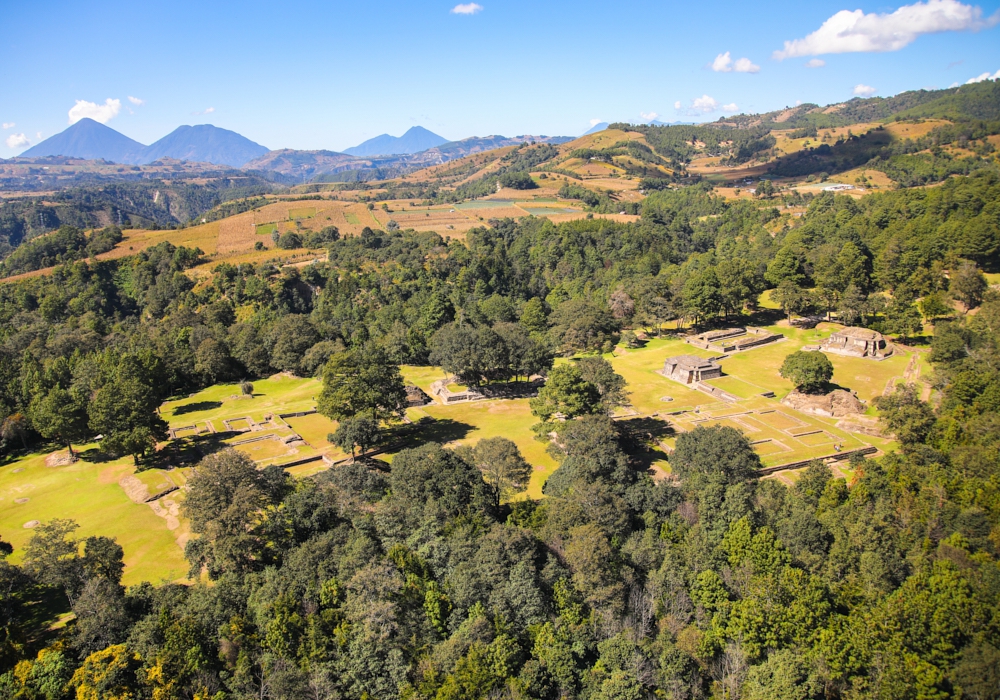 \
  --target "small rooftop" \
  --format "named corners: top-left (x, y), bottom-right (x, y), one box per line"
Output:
top-left (666, 355), bottom-right (720, 371)
top-left (833, 327), bottom-right (884, 340)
